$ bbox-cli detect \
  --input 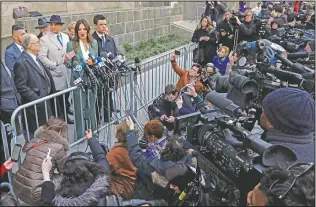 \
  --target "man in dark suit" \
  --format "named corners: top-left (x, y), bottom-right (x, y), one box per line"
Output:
top-left (0, 60), bottom-right (21, 183)
top-left (13, 33), bottom-right (56, 139)
top-left (5, 24), bottom-right (26, 73)
top-left (92, 14), bottom-right (120, 123)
